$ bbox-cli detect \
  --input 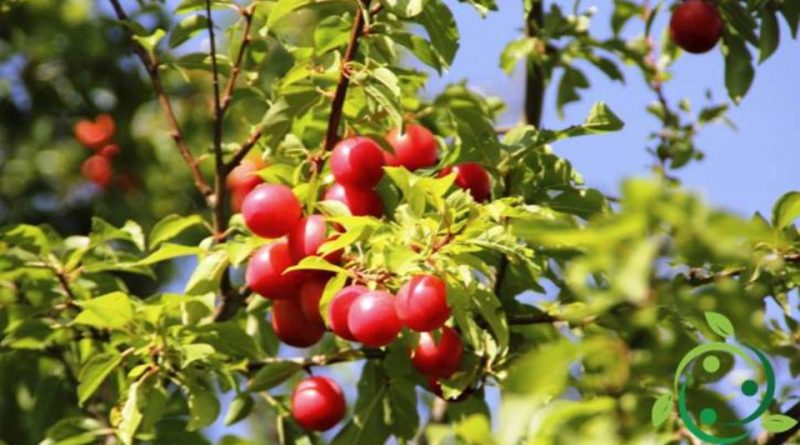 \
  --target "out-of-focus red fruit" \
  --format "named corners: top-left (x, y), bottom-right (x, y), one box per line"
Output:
top-left (669, 0), bottom-right (723, 54)
top-left (428, 377), bottom-right (444, 398)
top-left (330, 136), bottom-right (386, 188)
top-left (439, 162), bottom-right (491, 202)
top-left (230, 188), bottom-right (249, 213)
top-left (291, 376), bottom-right (346, 431)
top-left (299, 278), bottom-right (327, 327)
top-left (75, 114), bottom-right (116, 150)
top-left (395, 274), bottom-right (450, 332)
top-left (324, 183), bottom-right (383, 218)
top-left (245, 241), bottom-right (303, 300)
top-left (99, 144), bottom-right (120, 158)
top-left (385, 124), bottom-right (438, 171)
top-left (383, 150), bottom-right (399, 167)
top-left (227, 159), bottom-right (266, 194)
top-left (288, 215), bottom-right (343, 264)
top-left (272, 298), bottom-right (325, 348)
top-left (81, 155), bottom-right (113, 187)
top-left (116, 173), bottom-right (138, 192)
top-left (328, 285), bottom-right (368, 341)
top-left (411, 326), bottom-right (463, 379)
top-left (347, 290), bottom-right (402, 347)
top-left (242, 184), bottom-right (302, 238)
